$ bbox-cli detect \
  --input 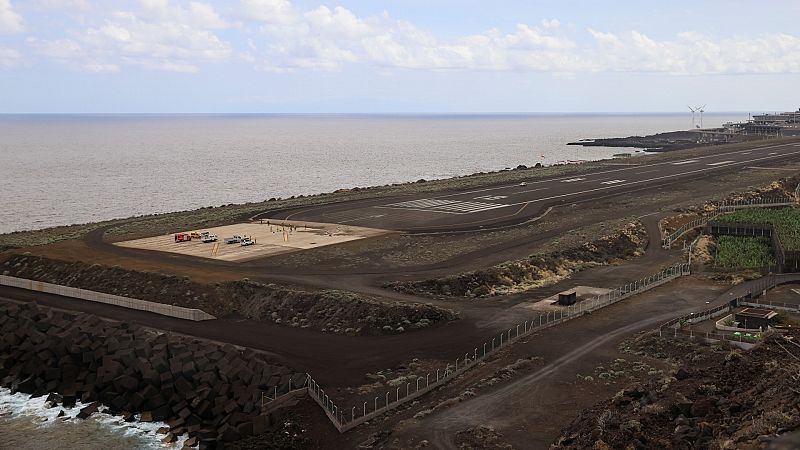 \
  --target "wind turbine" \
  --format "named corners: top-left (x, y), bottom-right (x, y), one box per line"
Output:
top-left (698, 105), bottom-right (706, 128)
top-left (688, 105), bottom-right (698, 129)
